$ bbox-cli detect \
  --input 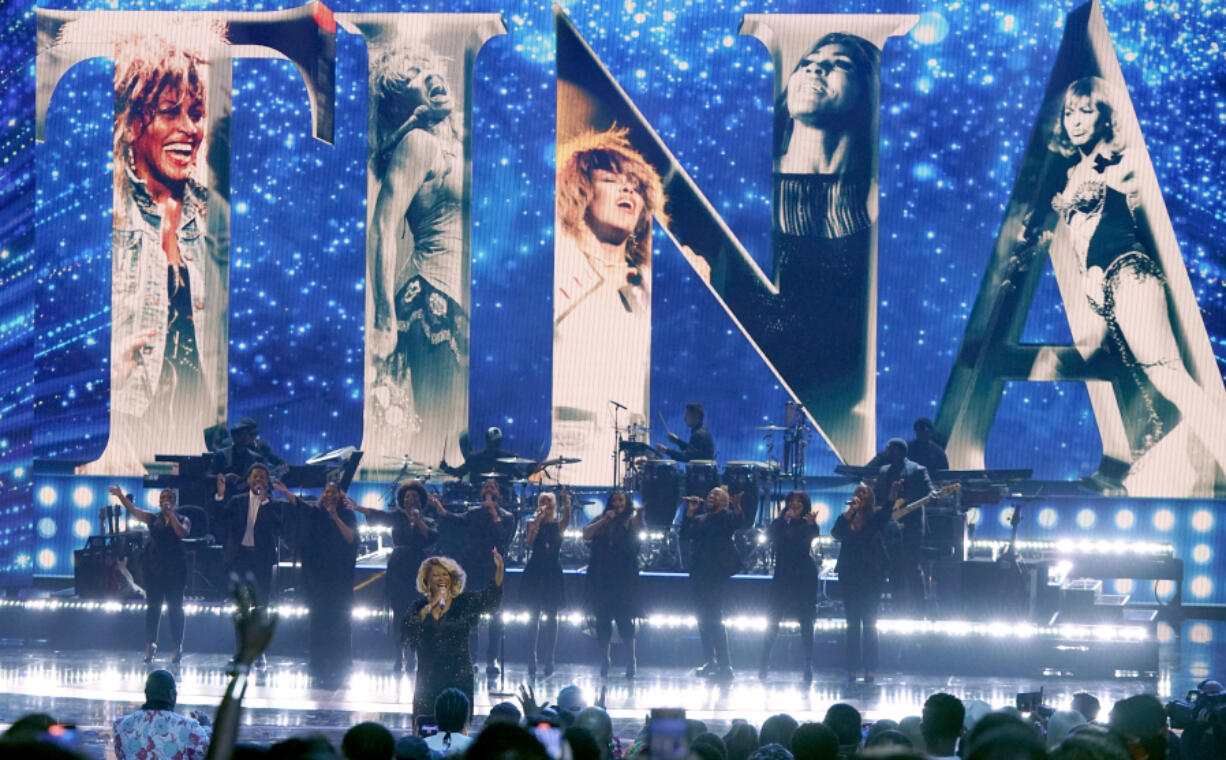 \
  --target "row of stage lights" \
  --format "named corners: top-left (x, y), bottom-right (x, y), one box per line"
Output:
top-left (0, 598), bottom-right (1151, 643)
